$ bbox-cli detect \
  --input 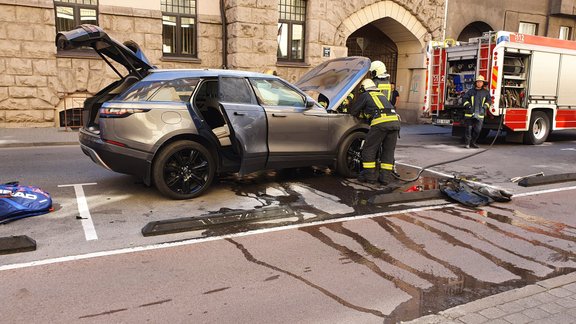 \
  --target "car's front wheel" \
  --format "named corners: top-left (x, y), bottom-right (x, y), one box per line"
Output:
top-left (336, 132), bottom-right (365, 178)
top-left (153, 140), bottom-right (215, 199)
